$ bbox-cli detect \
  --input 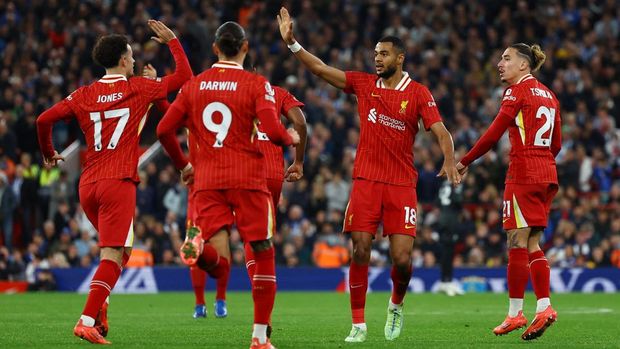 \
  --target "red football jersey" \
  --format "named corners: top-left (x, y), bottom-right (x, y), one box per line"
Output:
top-left (255, 86), bottom-right (304, 180)
top-left (62, 74), bottom-right (168, 184)
top-left (344, 71), bottom-right (442, 186)
top-left (461, 74), bottom-right (561, 184)
top-left (171, 61), bottom-right (280, 191)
